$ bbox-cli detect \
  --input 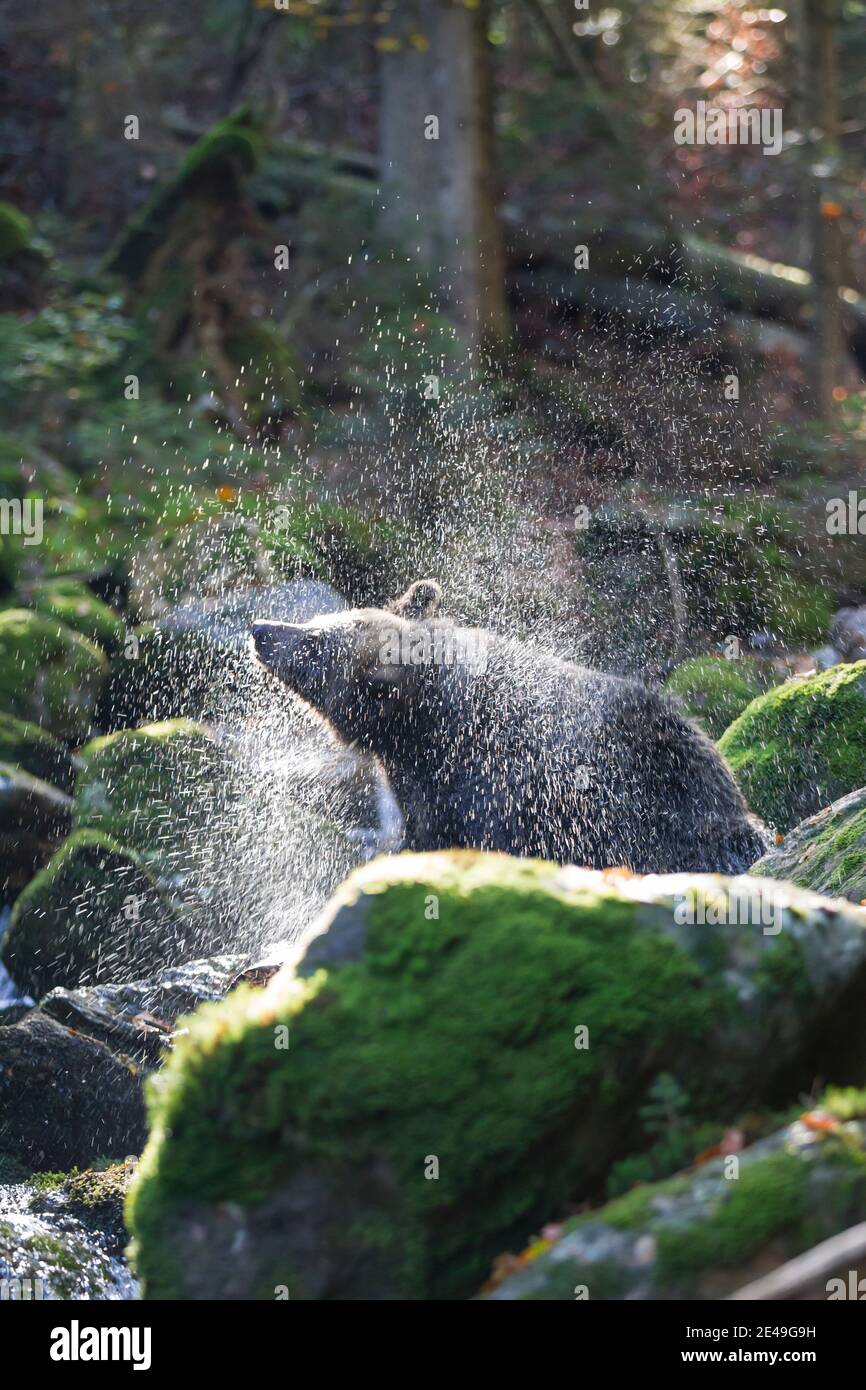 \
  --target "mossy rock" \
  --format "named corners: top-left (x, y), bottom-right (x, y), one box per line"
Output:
top-left (29, 1159), bottom-right (136, 1253)
top-left (126, 854), bottom-right (866, 1300)
top-left (0, 712), bottom-right (76, 792)
top-left (72, 719), bottom-right (224, 874)
top-left (0, 1008), bottom-right (145, 1170)
top-left (0, 201), bottom-right (32, 260)
top-left (0, 762), bottom-right (72, 900)
top-left (663, 656), bottom-right (781, 739)
top-left (28, 579), bottom-right (127, 655)
top-left (0, 609), bottom-right (107, 742)
top-left (751, 787), bottom-right (866, 904)
top-left (1, 829), bottom-right (190, 997)
top-left (718, 662), bottom-right (866, 833)
top-left (485, 1097), bottom-right (866, 1299)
